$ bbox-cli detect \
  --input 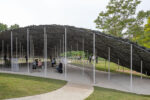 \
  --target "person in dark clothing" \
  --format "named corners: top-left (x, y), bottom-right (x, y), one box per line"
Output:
top-left (96, 56), bottom-right (98, 64)
top-left (50, 56), bottom-right (52, 62)
top-left (32, 60), bottom-right (36, 70)
top-left (56, 62), bottom-right (63, 73)
top-left (51, 58), bottom-right (56, 67)
top-left (35, 59), bottom-right (38, 67)
top-left (89, 56), bottom-right (92, 63)
top-left (4, 55), bottom-right (7, 64)
top-left (25, 55), bottom-right (28, 63)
